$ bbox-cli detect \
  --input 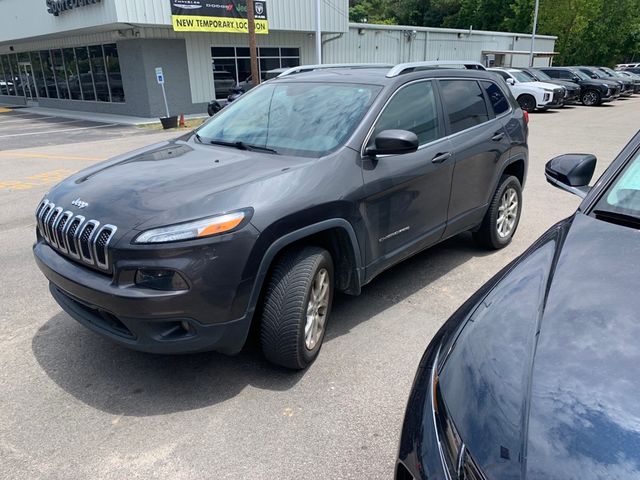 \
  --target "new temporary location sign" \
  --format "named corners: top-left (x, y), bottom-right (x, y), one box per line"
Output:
top-left (171, 1), bottom-right (269, 34)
